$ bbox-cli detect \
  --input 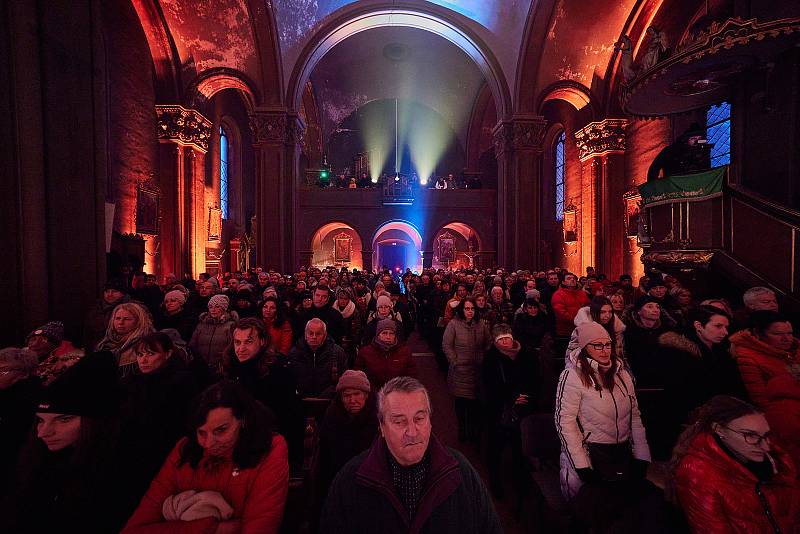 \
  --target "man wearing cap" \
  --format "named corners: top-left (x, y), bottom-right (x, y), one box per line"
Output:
top-left (321, 376), bottom-right (502, 534)
top-left (316, 369), bottom-right (379, 523)
top-left (355, 319), bottom-right (417, 391)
